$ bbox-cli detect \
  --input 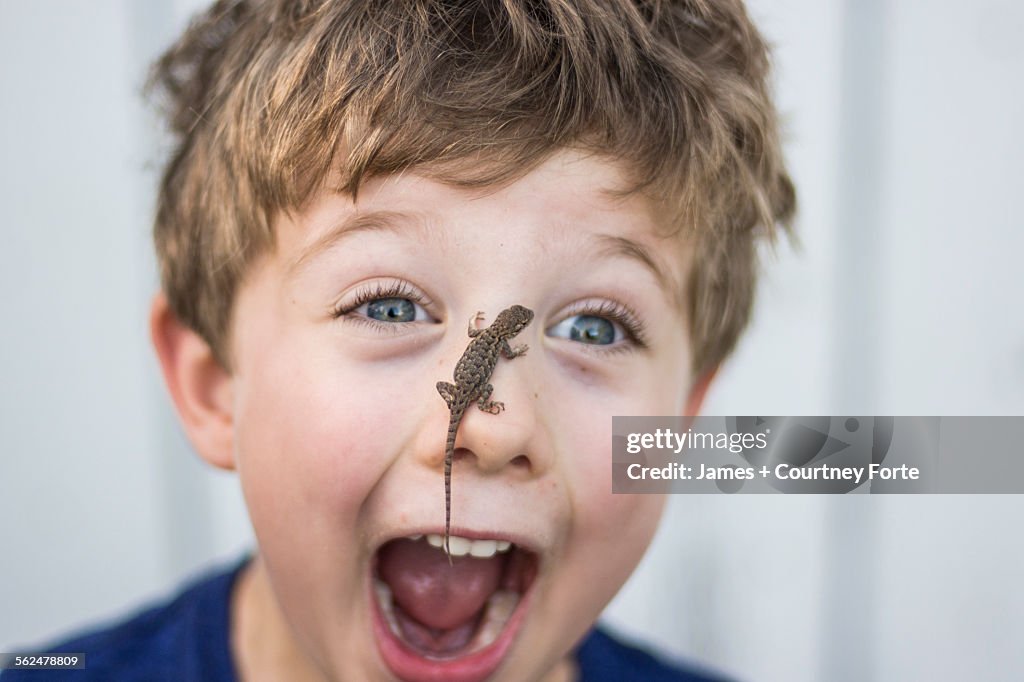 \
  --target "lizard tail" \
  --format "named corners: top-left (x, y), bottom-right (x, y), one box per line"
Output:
top-left (444, 414), bottom-right (459, 566)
